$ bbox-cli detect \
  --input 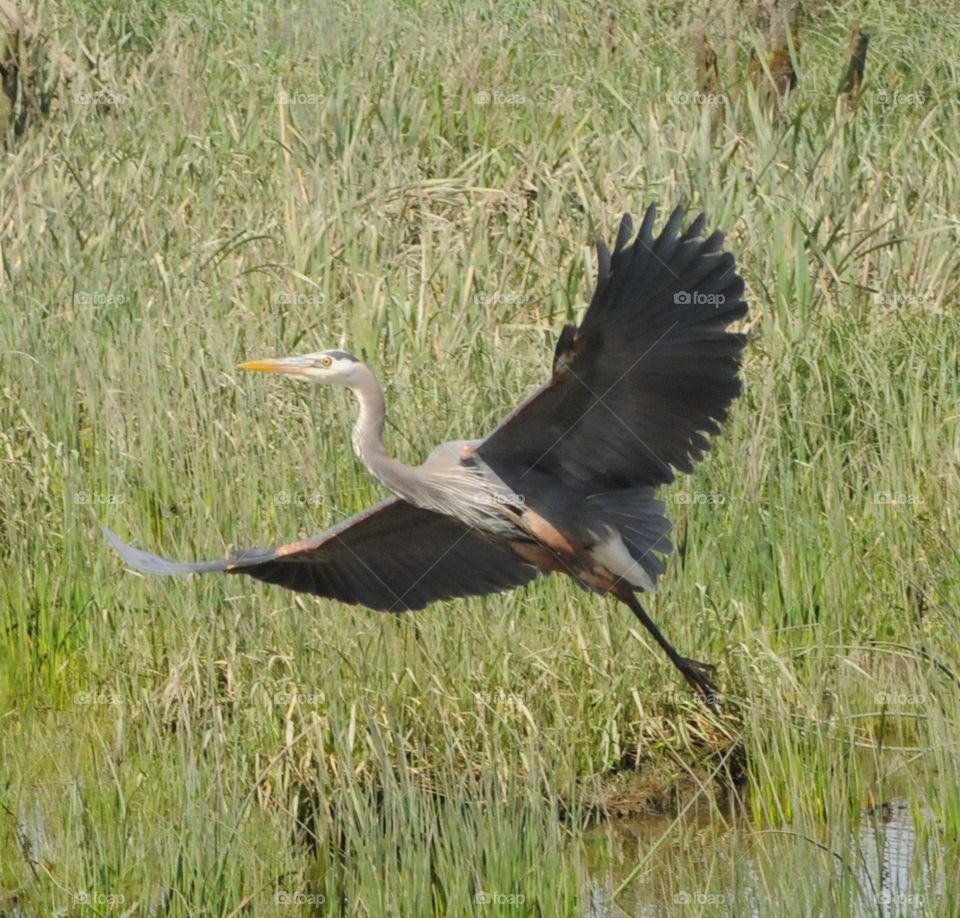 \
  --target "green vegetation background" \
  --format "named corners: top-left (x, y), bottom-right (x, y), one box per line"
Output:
top-left (1, 1), bottom-right (957, 914)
